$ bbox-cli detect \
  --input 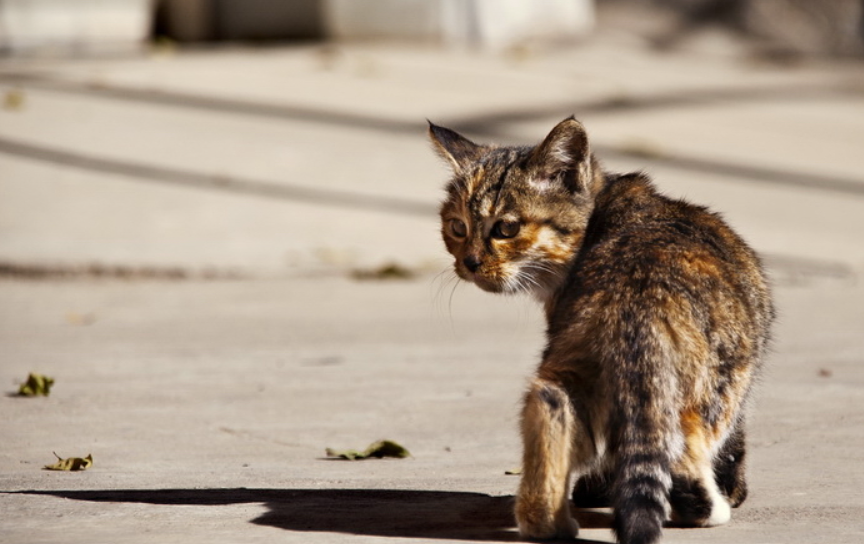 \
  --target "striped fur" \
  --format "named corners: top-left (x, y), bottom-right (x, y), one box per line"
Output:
top-left (430, 118), bottom-right (774, 544)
